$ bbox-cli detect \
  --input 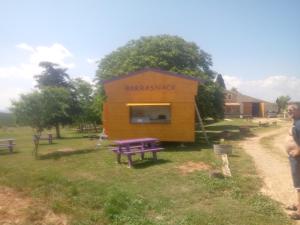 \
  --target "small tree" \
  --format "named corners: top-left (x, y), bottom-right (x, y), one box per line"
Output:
top-left (11, 91), bottom-right (45, 158)
top-left (276, 95), bottom-right (291, 113)
top-left (11, 92), bottom-right (45, 133)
